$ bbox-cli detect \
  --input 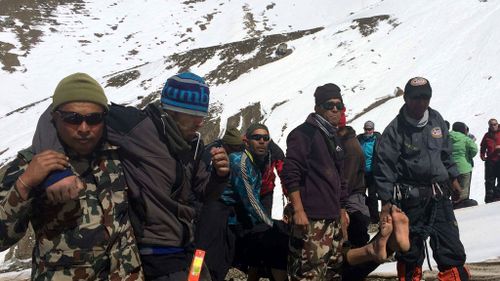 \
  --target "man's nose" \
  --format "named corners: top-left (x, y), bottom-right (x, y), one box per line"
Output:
top-left (77, 121), bottom-right (91, 133)
top-left (195, 117), bottom-right (204, 128)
